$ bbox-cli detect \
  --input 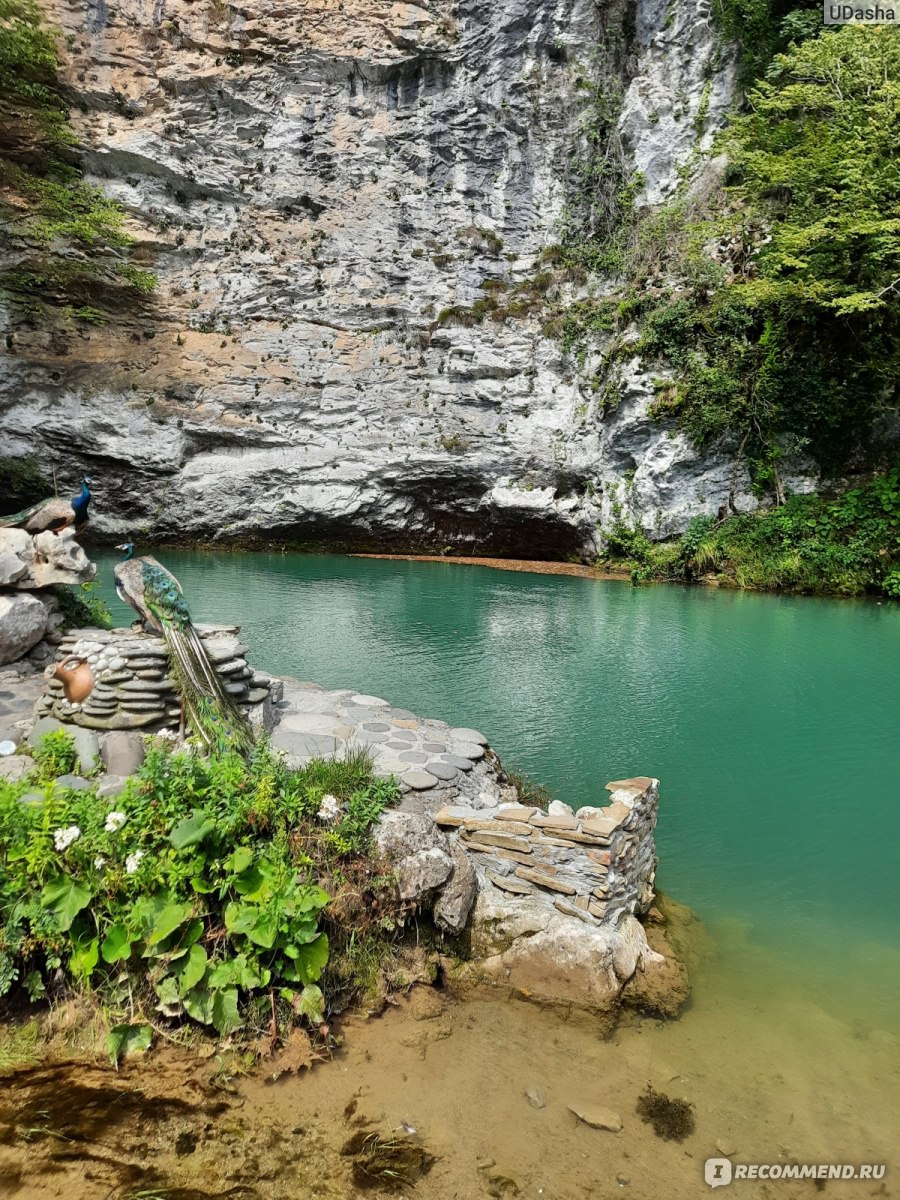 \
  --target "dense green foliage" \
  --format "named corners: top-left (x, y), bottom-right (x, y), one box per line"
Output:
top-left (0, 454), bottom-right (49, 511)
top-left (0, 738), bottom-right (399, 1054)
top-left (713, 0), bottom-right (822, 83)
top-left (0, 0), bottom-right (155, 320)
top-left (627, 27), bottom-right (900, 478)
top-left (602, 467), bottom-right (900, 595)
top-left (55, 582), bottom-right (113, 630)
